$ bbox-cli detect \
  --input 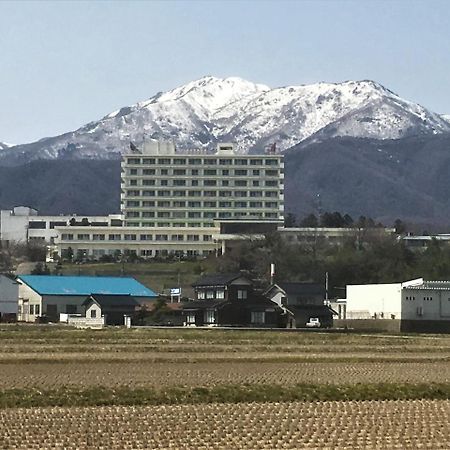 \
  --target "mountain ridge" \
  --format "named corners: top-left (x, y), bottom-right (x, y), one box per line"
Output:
top-left (1, 76), bottom-right (449, 166)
